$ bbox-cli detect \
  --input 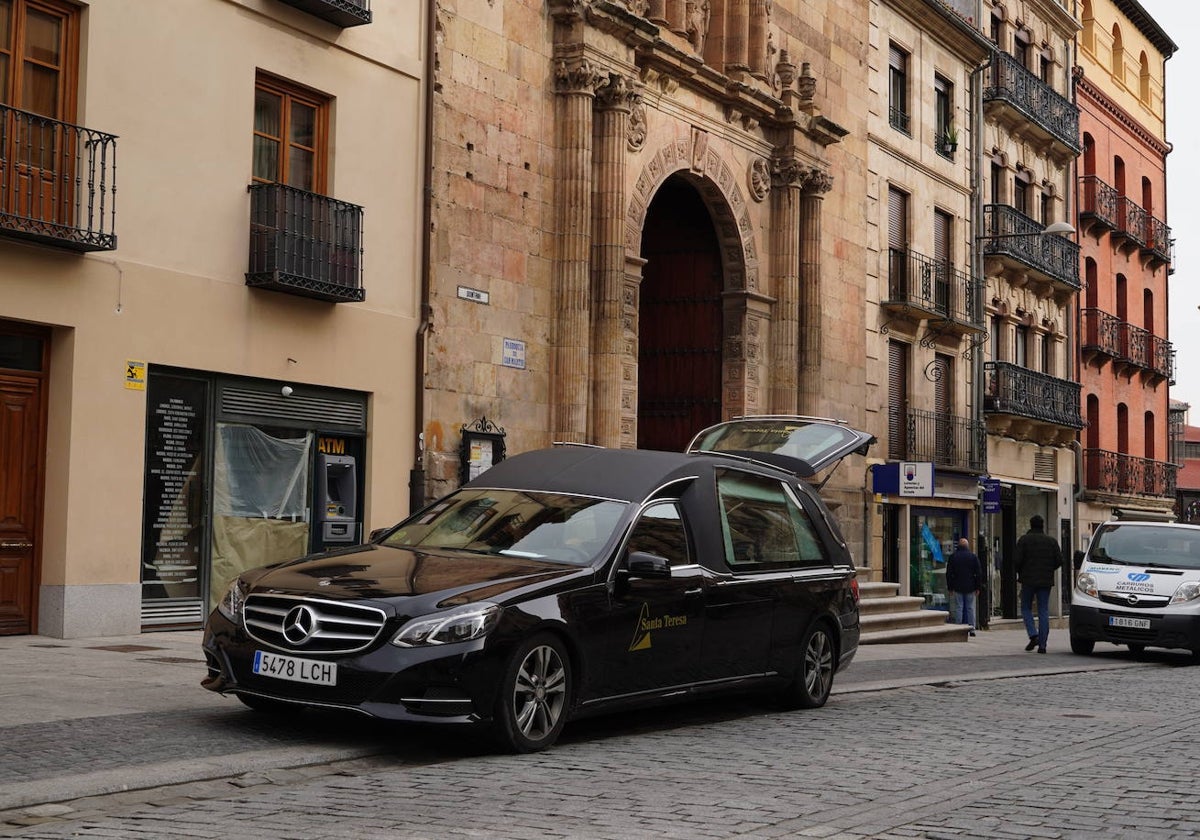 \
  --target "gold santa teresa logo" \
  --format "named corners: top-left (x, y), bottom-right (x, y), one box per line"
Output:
top-left (628, 602), bottom-right (688, 652)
